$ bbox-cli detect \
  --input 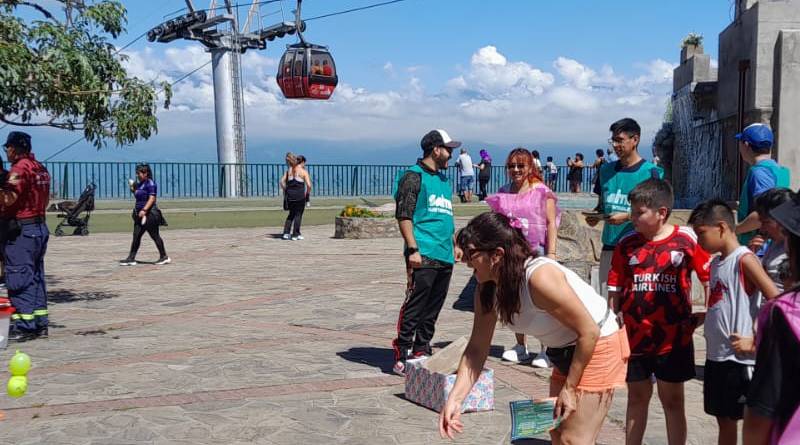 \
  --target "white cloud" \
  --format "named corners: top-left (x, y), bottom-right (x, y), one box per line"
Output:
top-left (553, 57), bottom-right (596, 90)
top-left (121, 44), bottom-right (675, 148)
top-left (449, 46), bottom-right (555, 98)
